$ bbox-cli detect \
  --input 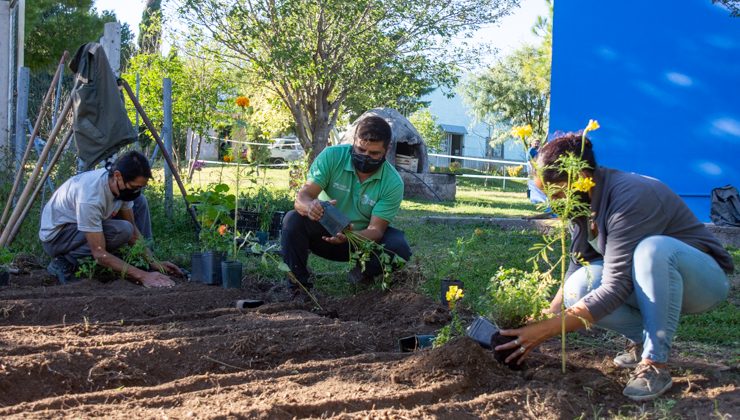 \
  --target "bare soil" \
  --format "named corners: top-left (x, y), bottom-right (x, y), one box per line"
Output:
top-left (0, 270), bottom-right (738, 418)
